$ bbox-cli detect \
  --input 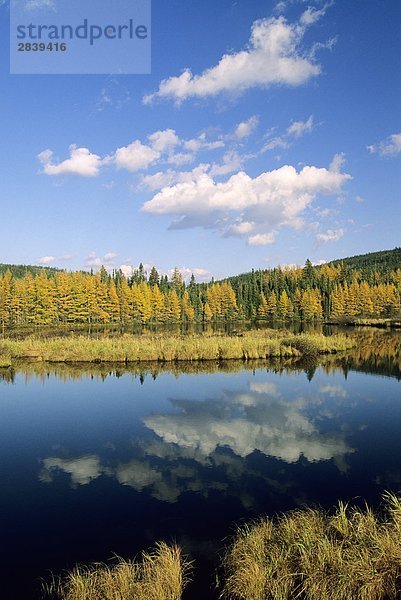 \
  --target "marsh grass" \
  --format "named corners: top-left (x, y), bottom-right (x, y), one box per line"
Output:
top-left (42, 496), bottom-right (401, 599)
top-left (0, 330), bottom-right (354, 365)
top-left (44, 542), bottom-right (191, 600)
top-left (221, 493), bottom-right (401, 600)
